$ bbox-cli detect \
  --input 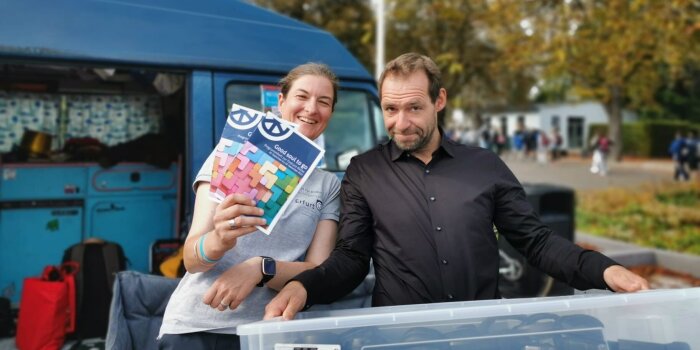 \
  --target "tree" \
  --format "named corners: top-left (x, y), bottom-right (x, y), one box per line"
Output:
top-left (251, 0), bottom-right (375, 73)
top-left (532, 0), bottom-right (699, 159)
top-left (652, 64), bottom-right (700, 123)
top-left (253, 0), bottom-right (700, 152)
top-left (385, 0), bottom-right (507, 127)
